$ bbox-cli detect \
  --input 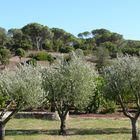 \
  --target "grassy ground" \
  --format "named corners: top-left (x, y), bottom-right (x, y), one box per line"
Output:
top-left (5, 117), bottom-right (137, 140)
